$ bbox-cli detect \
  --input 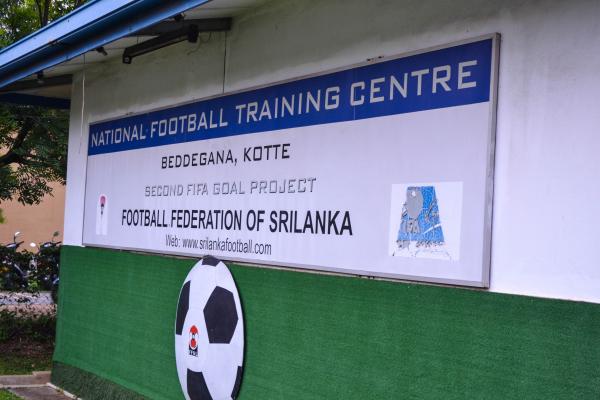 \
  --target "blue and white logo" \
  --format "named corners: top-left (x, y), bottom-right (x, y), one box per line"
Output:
top-left (389, 182), bottom-right (463, 260)
top-left (397, 186), bottom-right (445, 246)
